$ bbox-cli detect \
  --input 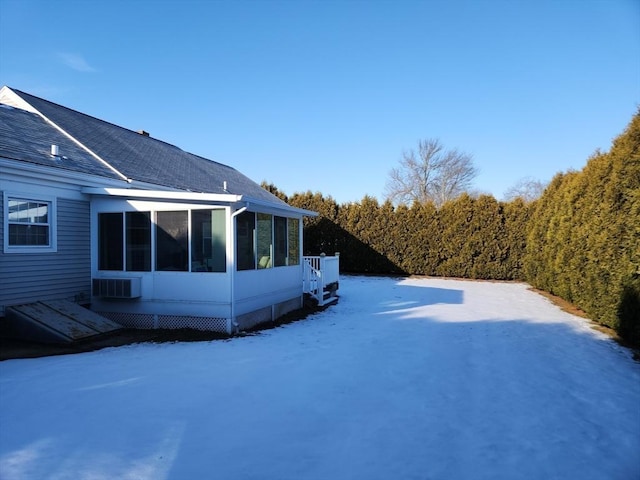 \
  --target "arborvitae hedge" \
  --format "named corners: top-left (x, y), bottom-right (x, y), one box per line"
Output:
top-left (283, 110), bottom-right (639, 345)
top-left (502, 198), bottom-right (534, 281)
top-left (288, 192), bottom-right (527, 280)
top-left (524, 111), bottom-right (640, 344)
